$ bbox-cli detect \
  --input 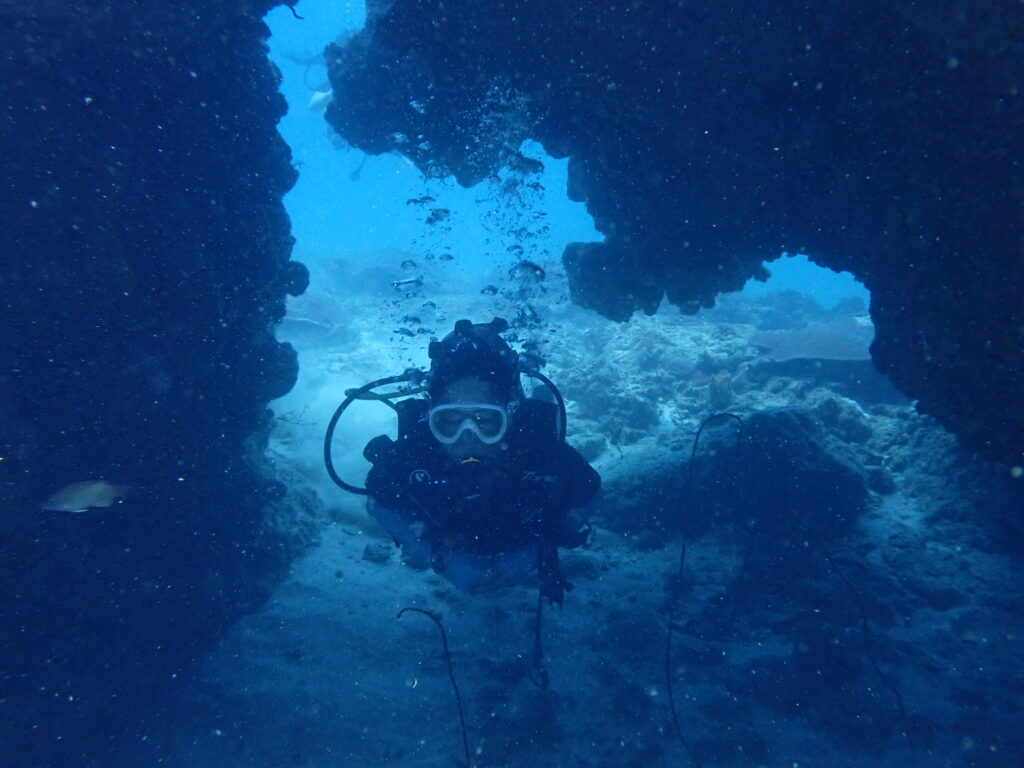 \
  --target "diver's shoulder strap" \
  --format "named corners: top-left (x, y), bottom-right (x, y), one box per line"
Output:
top-left (512, 398), bottom-right (561, 444)
top-left (395, 397), bottom-right (430, 441)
